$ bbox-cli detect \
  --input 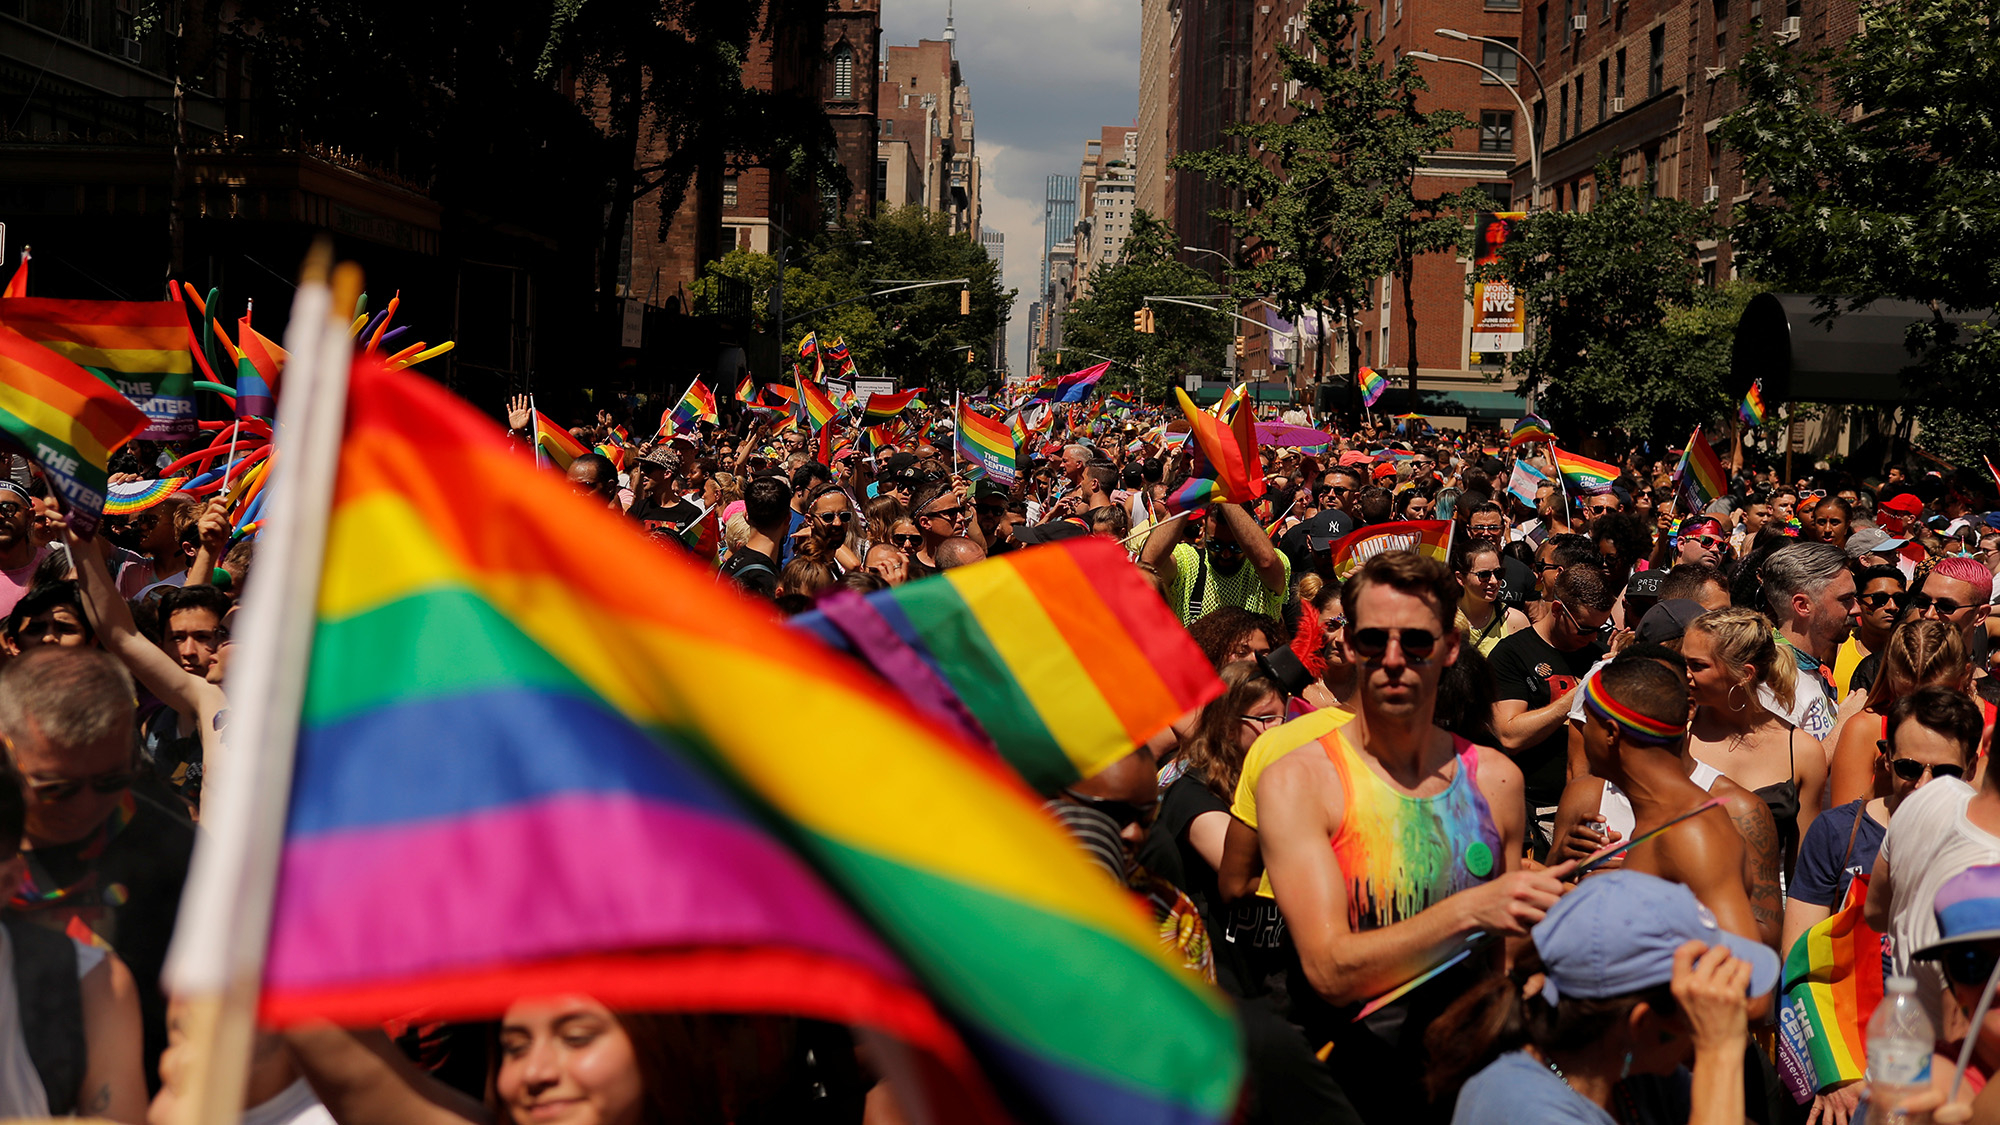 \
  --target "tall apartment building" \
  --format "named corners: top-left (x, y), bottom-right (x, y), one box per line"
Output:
top-left (1136, 0), bottom-right (1182, 219)
top-left (980, 230), bottom-right (1008, 372)
top-left (879, 32), bottom-right (981, 236)
top-left (1172, 0), bottom-right (1257, 277)
top-left (1074, 127), bottom-right (1142, 297)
